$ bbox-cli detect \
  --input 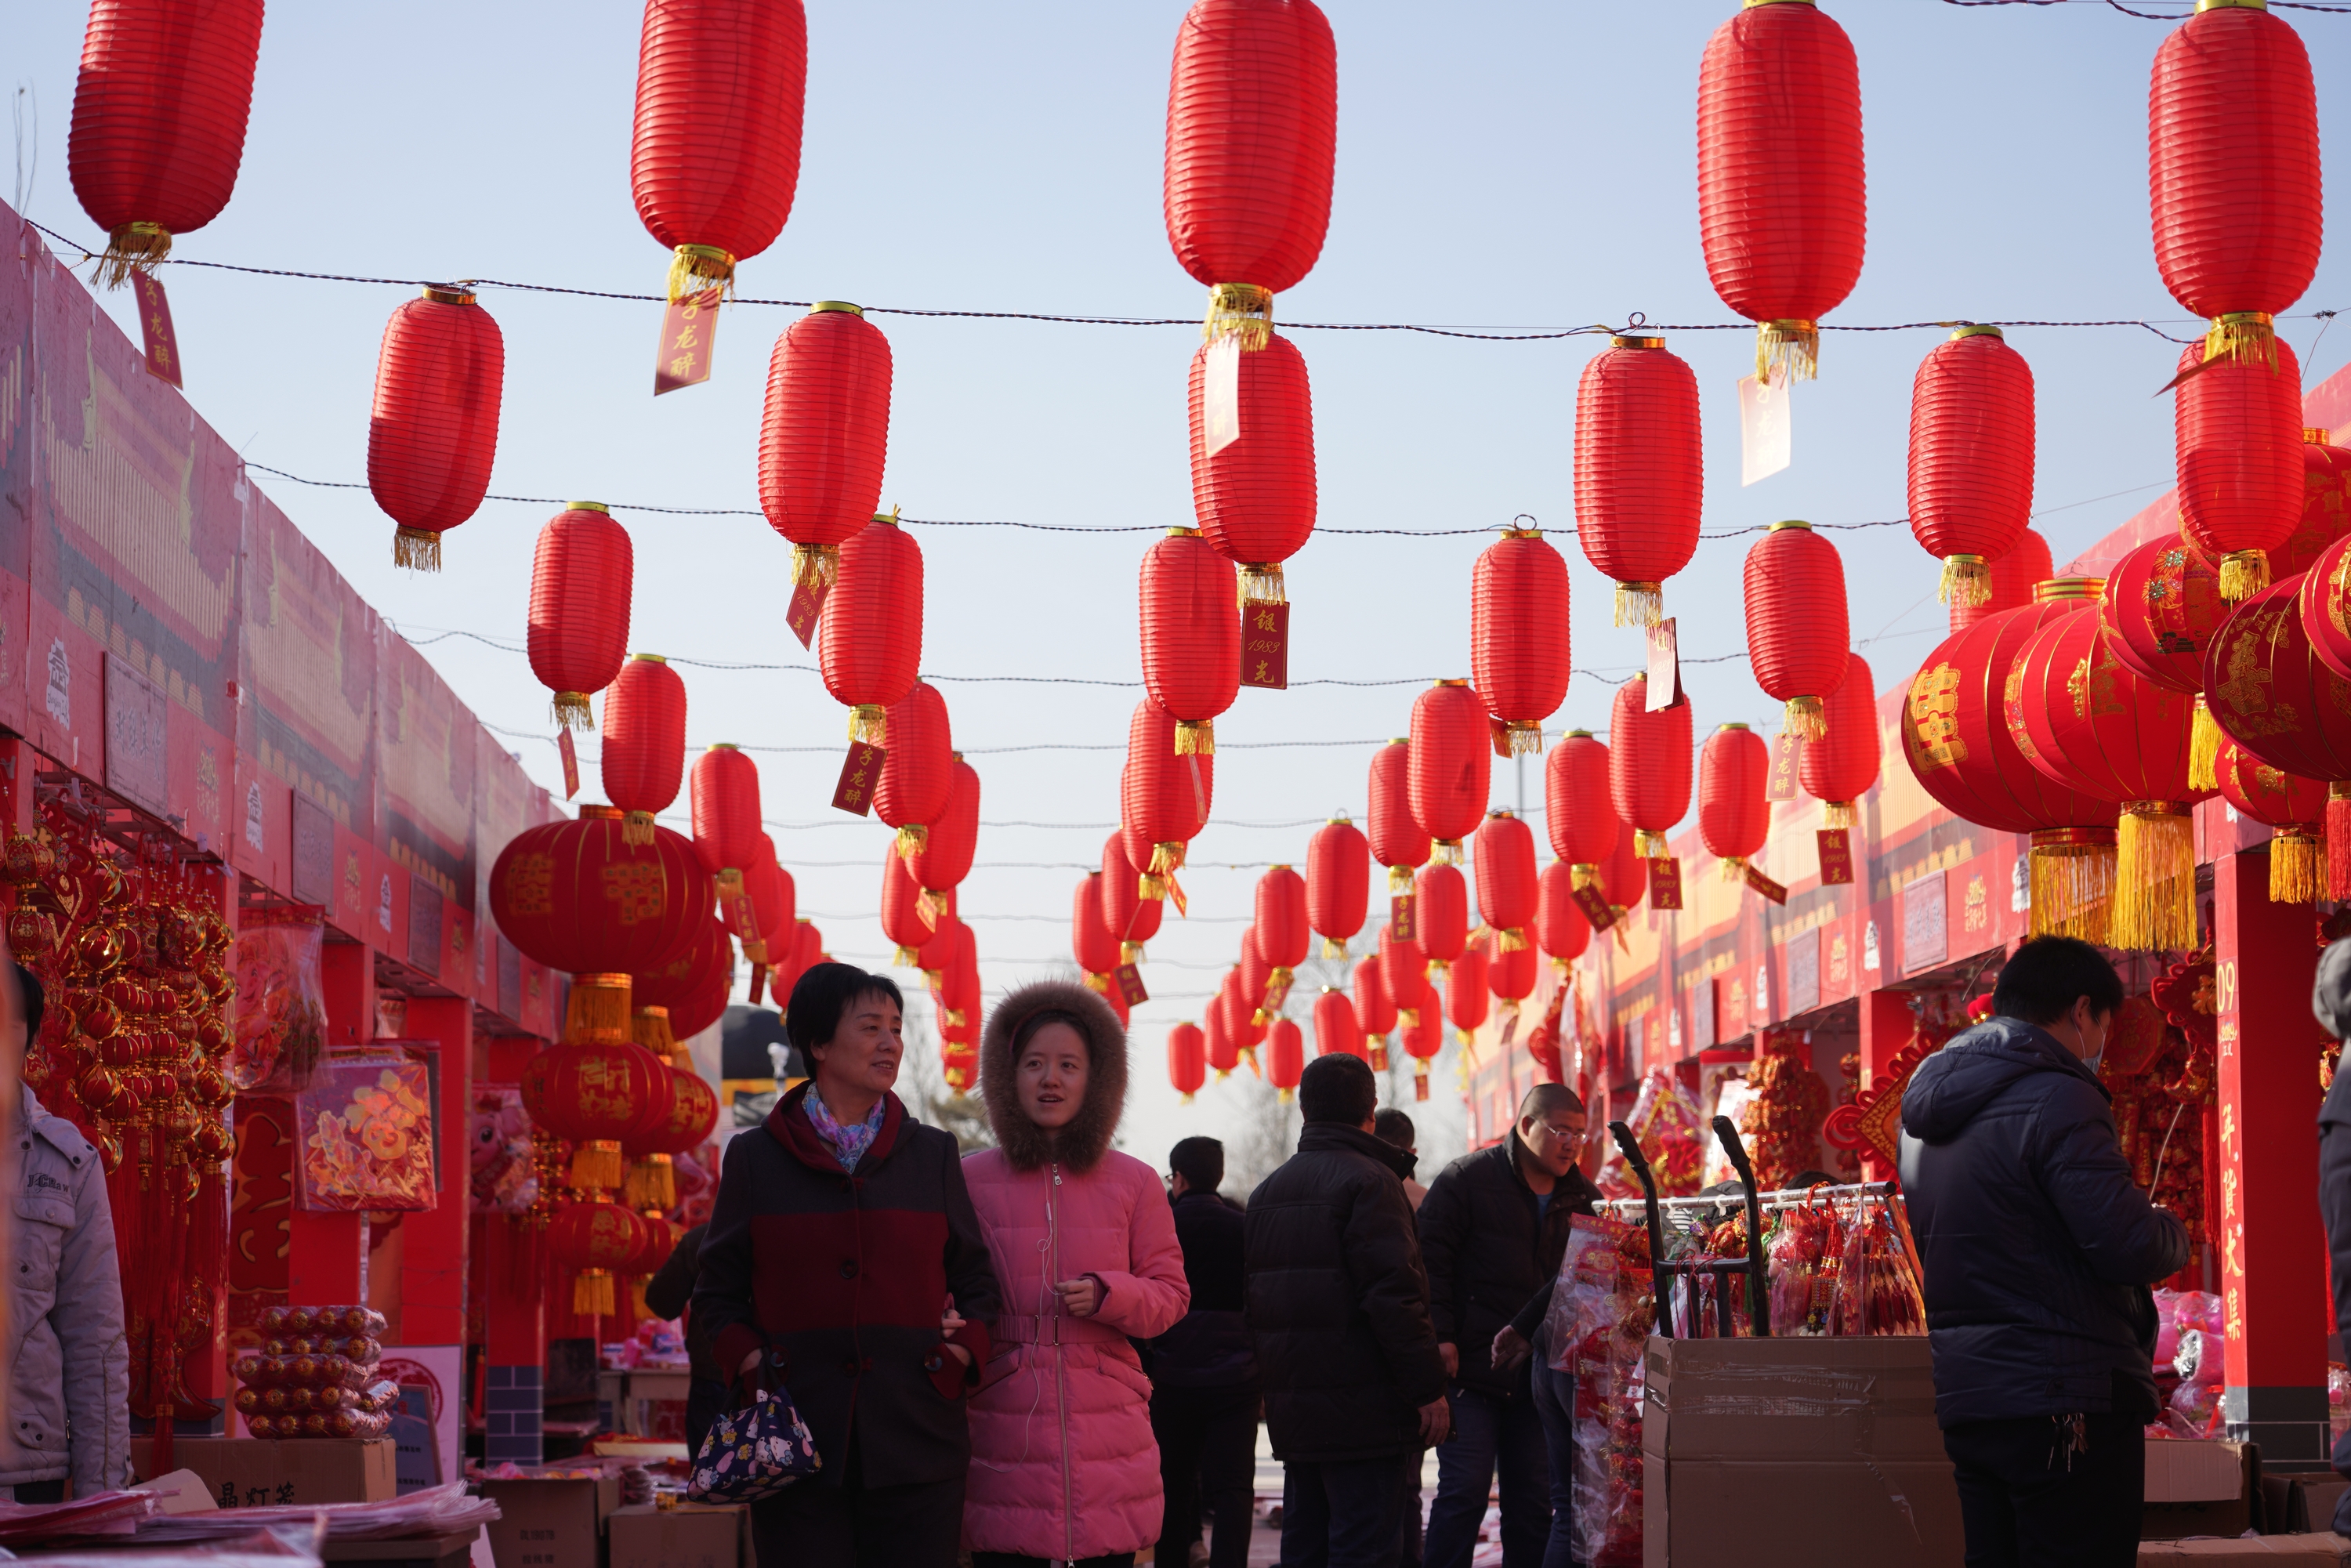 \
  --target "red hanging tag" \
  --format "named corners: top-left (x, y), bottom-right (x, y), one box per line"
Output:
top-left (1488, 716), bottom-right (1516, 760)
top-left (1186, 754), bottom-right (1209, 824)
top-left (1498, 1008), bottom-right (1520, 1048)
top-left (748, 963), bottom-right (768, 1006)
top-left (1165, 873), bottom-right (1189, 918)
top-left (1240, 601), bottom-right (1289, 690)
top-left (557, 728), bottom-right (580, 800)
top-left (785, 578), bottom-right (827, 650)
top-left (1817, 827), bottom-right (1854, 885)
top-left (653, 288), bottom-right (721, 395)
top-left (1741, 862), bottom-right (1789, 905)
top-left (1570, 882), bottom-right (1617, 932)
top-left (1116, 964), bottom-right (1150, 1006)
top-left (135, 272), bottom-right (183, 389)
top-left (1261, 976), bottom-right (1293, 1017)
top-left (1767, 733), bottom-right (1805, 802)
top-left (1648, 856), bottom-right (1683, 911)
top-left (831, 741), bottom-right (885, 816)
top-left (1390, 891), bottom-right (1416, 942)
top-left (1371, 1041), bottom-right (1389, 1072)
top-left (1646, 618), bottom-right (1682, 712)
